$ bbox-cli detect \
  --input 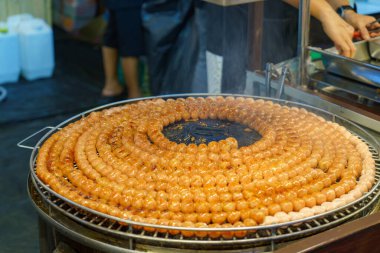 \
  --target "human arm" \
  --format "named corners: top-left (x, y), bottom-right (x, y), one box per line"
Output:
top-left (326, 0), bottom-right (380, 40)
top-left (283, 0), bottom-right (356, 57)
